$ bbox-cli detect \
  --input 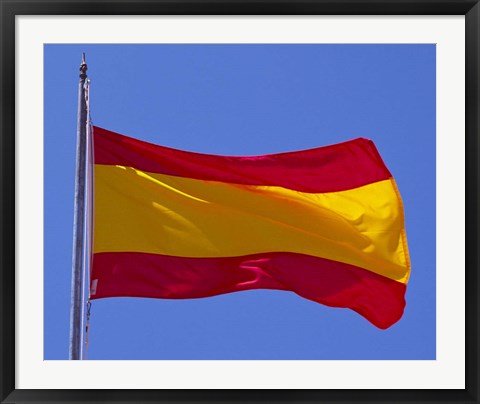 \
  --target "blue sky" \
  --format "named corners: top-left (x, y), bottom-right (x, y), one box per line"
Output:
top-left (44, 44), bottom-right (435, 360)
